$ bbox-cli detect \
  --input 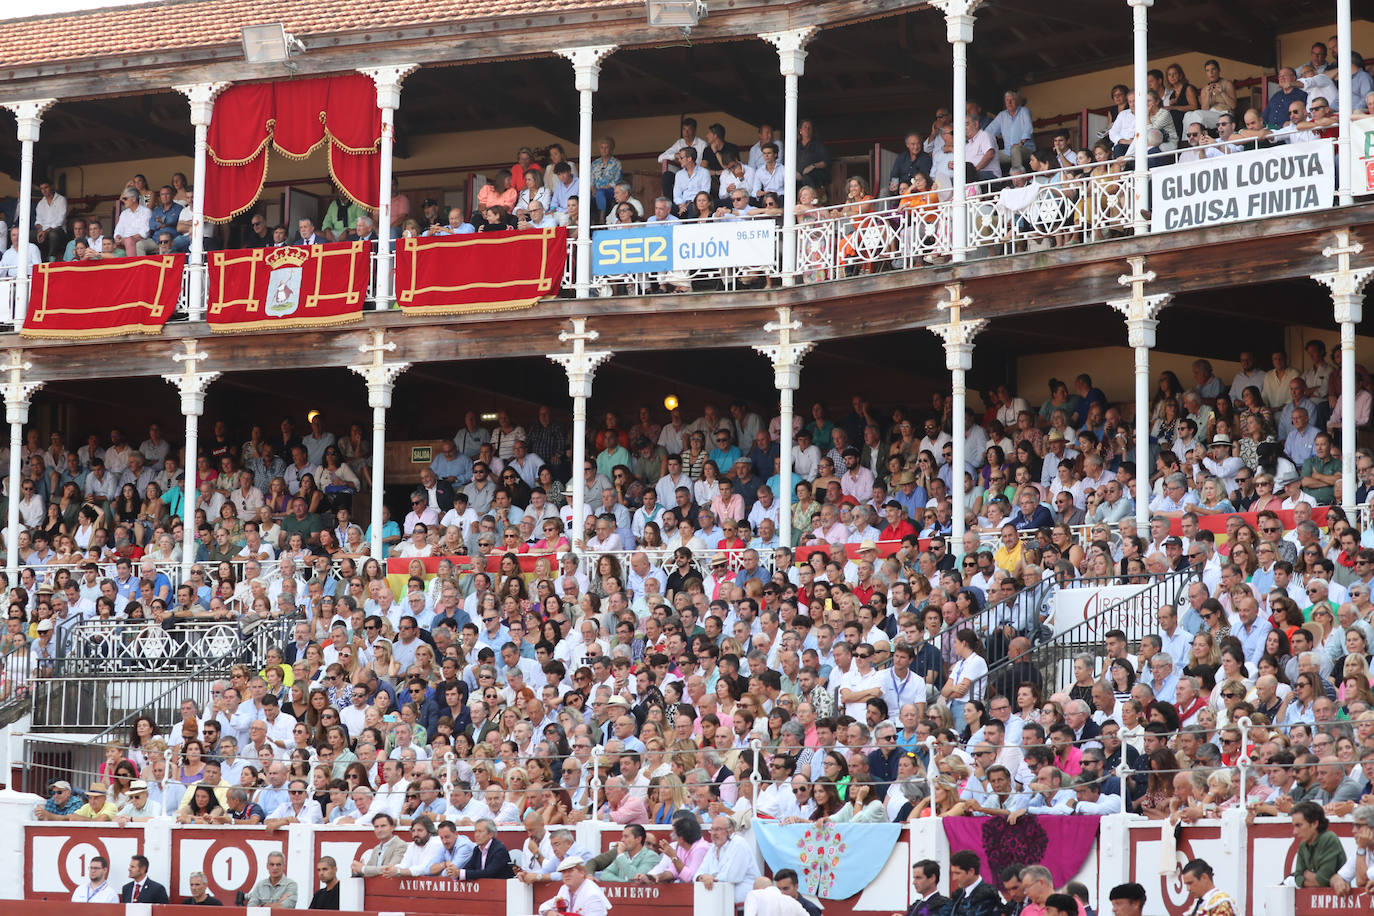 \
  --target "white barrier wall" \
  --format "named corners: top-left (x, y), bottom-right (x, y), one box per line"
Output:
top-left (0, 797), bottom-right (1319, 916)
